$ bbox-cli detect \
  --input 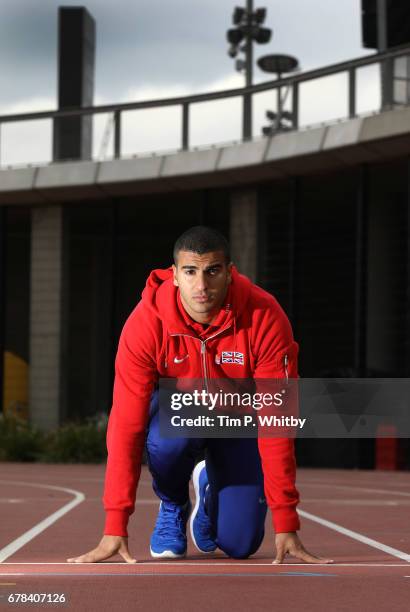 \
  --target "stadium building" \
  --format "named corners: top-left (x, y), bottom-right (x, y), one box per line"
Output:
top-left (1, 4), bottom-right (410, 469)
